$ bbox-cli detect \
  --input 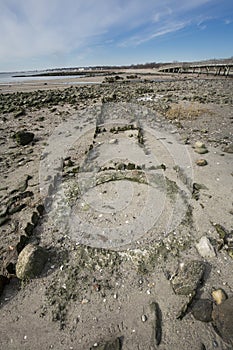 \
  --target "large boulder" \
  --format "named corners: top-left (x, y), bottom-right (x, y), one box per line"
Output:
top-left (16, 244), bottom-right (48, 279)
